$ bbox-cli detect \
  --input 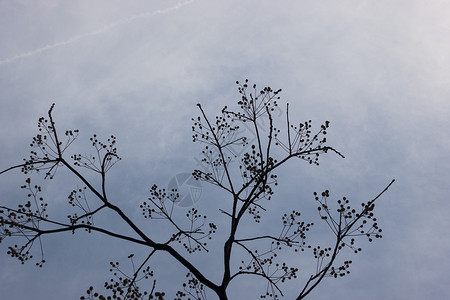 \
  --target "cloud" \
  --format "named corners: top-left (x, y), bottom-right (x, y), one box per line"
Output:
top-left (0, 0), bottom-right (194, 66)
